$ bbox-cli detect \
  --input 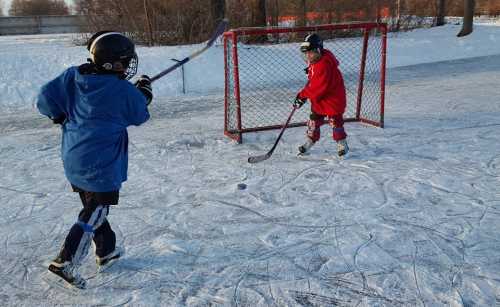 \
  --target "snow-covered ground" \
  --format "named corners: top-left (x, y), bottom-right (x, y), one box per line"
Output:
top-left (1, 23), bottom-right (500, 306)
top-left (1, 22), bottom-right (500, 112)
